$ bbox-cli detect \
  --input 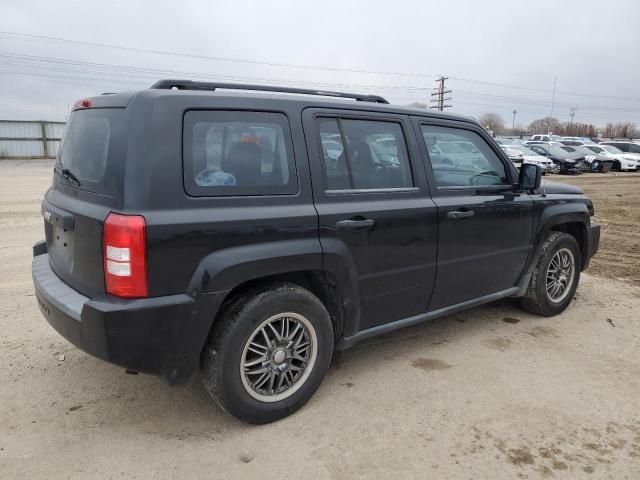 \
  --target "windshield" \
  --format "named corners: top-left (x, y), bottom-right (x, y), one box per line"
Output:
top-left (574, 146), bottom-right (595, 155)
top-left (548, 145), bottom-right (571, 156)
top-left (510, 146), bottom-right (538, 155)
top-left (601, 145), bottom-right (623, 154)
